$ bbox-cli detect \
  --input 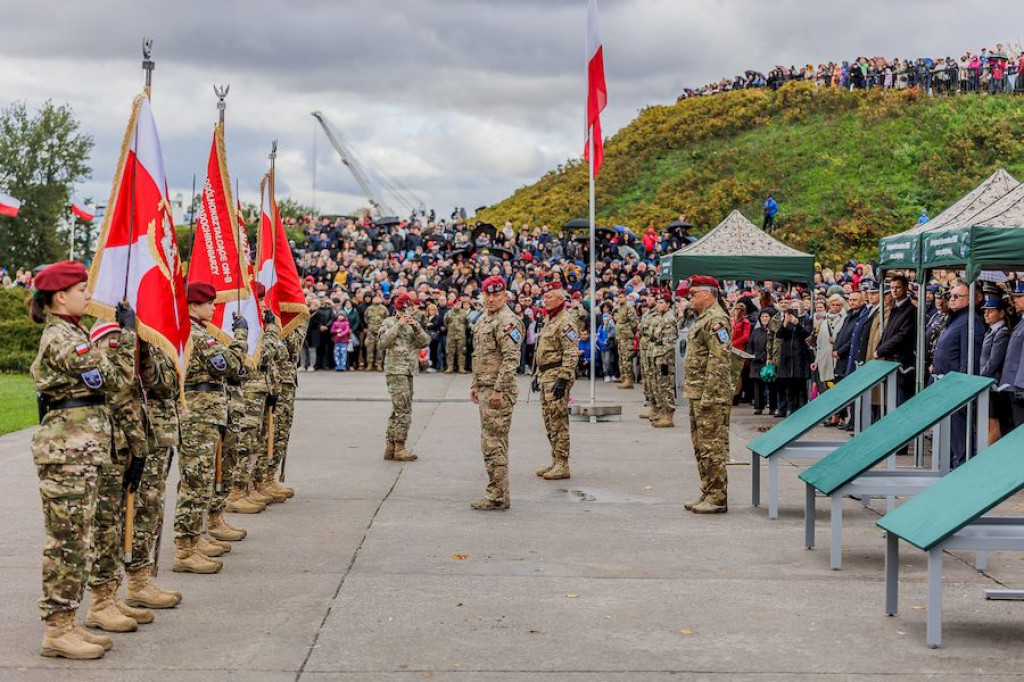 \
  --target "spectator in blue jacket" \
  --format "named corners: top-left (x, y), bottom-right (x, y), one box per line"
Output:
top-left (763, 194), bottom-right (779, 232)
